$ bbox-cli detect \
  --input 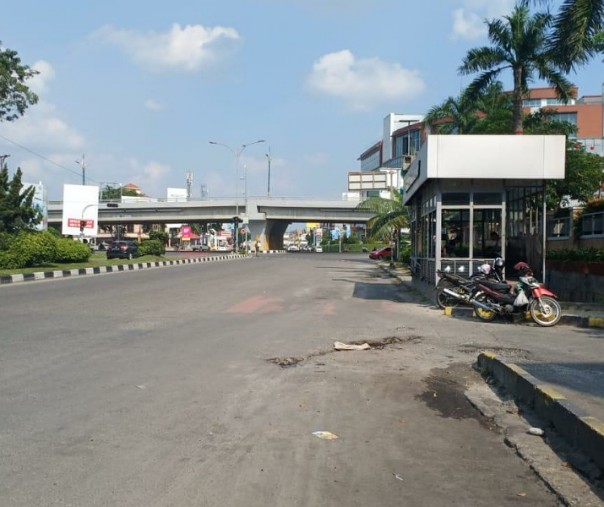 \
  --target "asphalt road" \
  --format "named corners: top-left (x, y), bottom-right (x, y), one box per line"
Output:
top-left (1, 253), bottom-right (599, 506)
